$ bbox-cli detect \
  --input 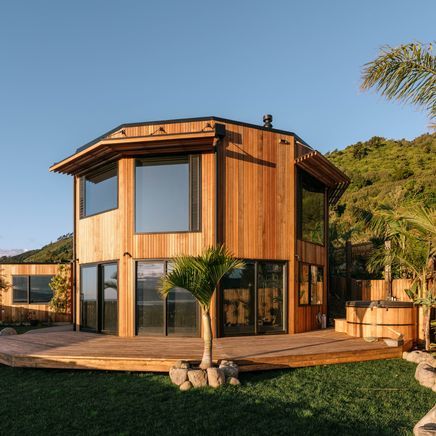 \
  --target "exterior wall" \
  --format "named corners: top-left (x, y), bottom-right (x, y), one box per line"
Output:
top-left (0, 263), bottom-right (72, 324)
top-left (73, 119), bottom-right (329, 337)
